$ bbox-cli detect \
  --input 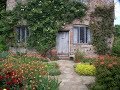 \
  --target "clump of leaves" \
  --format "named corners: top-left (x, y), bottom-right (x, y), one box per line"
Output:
top-left (90, 5), bottom-right (114, 55)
